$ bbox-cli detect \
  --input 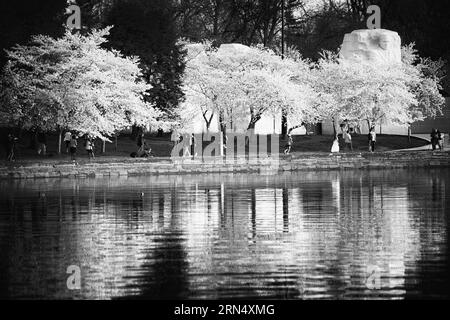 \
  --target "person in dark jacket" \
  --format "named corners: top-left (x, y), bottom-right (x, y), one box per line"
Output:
top-left (7, 133), bottom-right (18, 161)
top-left (431, 129), bottom-right (439, 150)
top-left (368, 127), bottom-right (377, 152)
top-left (69, 135), bottom-right (78, 160)
top-left (437, 130), bottom-right (444, 151)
